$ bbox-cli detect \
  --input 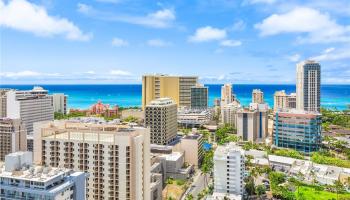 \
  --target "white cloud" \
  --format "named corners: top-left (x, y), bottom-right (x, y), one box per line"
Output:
top-left (77, 4), bottom-right (175, 28)
top-left (109, 70), bottom-right (131, 76)
top-left (230, 20), bottom-right (246, 31)
top-left (220, 40), bottom-right (242, 47)
top-left (95, 0), bottom-right (121, 3)
top-left (77, 3), bottom-right (92, 14)
top-left (147, 39), bottom-right (171, 47)
top-left (111, 37), bottom-right (129, 47)
top-left (255, 7), bottom-right (350, 43)
top-left (286, 53), bottom-right (301, 62)
top-left (244, 0), bottom-right (277, 5)
top-left (0, 70), bottom-right (61, 78)
top-left (0, 0), bottom-right (92, 41)
top-left (189, 26), bottom-right (227, 42)
top-left (310, 47), bottom-right (350, 61)
top-left (85, 70), bottom-right (96, 74)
